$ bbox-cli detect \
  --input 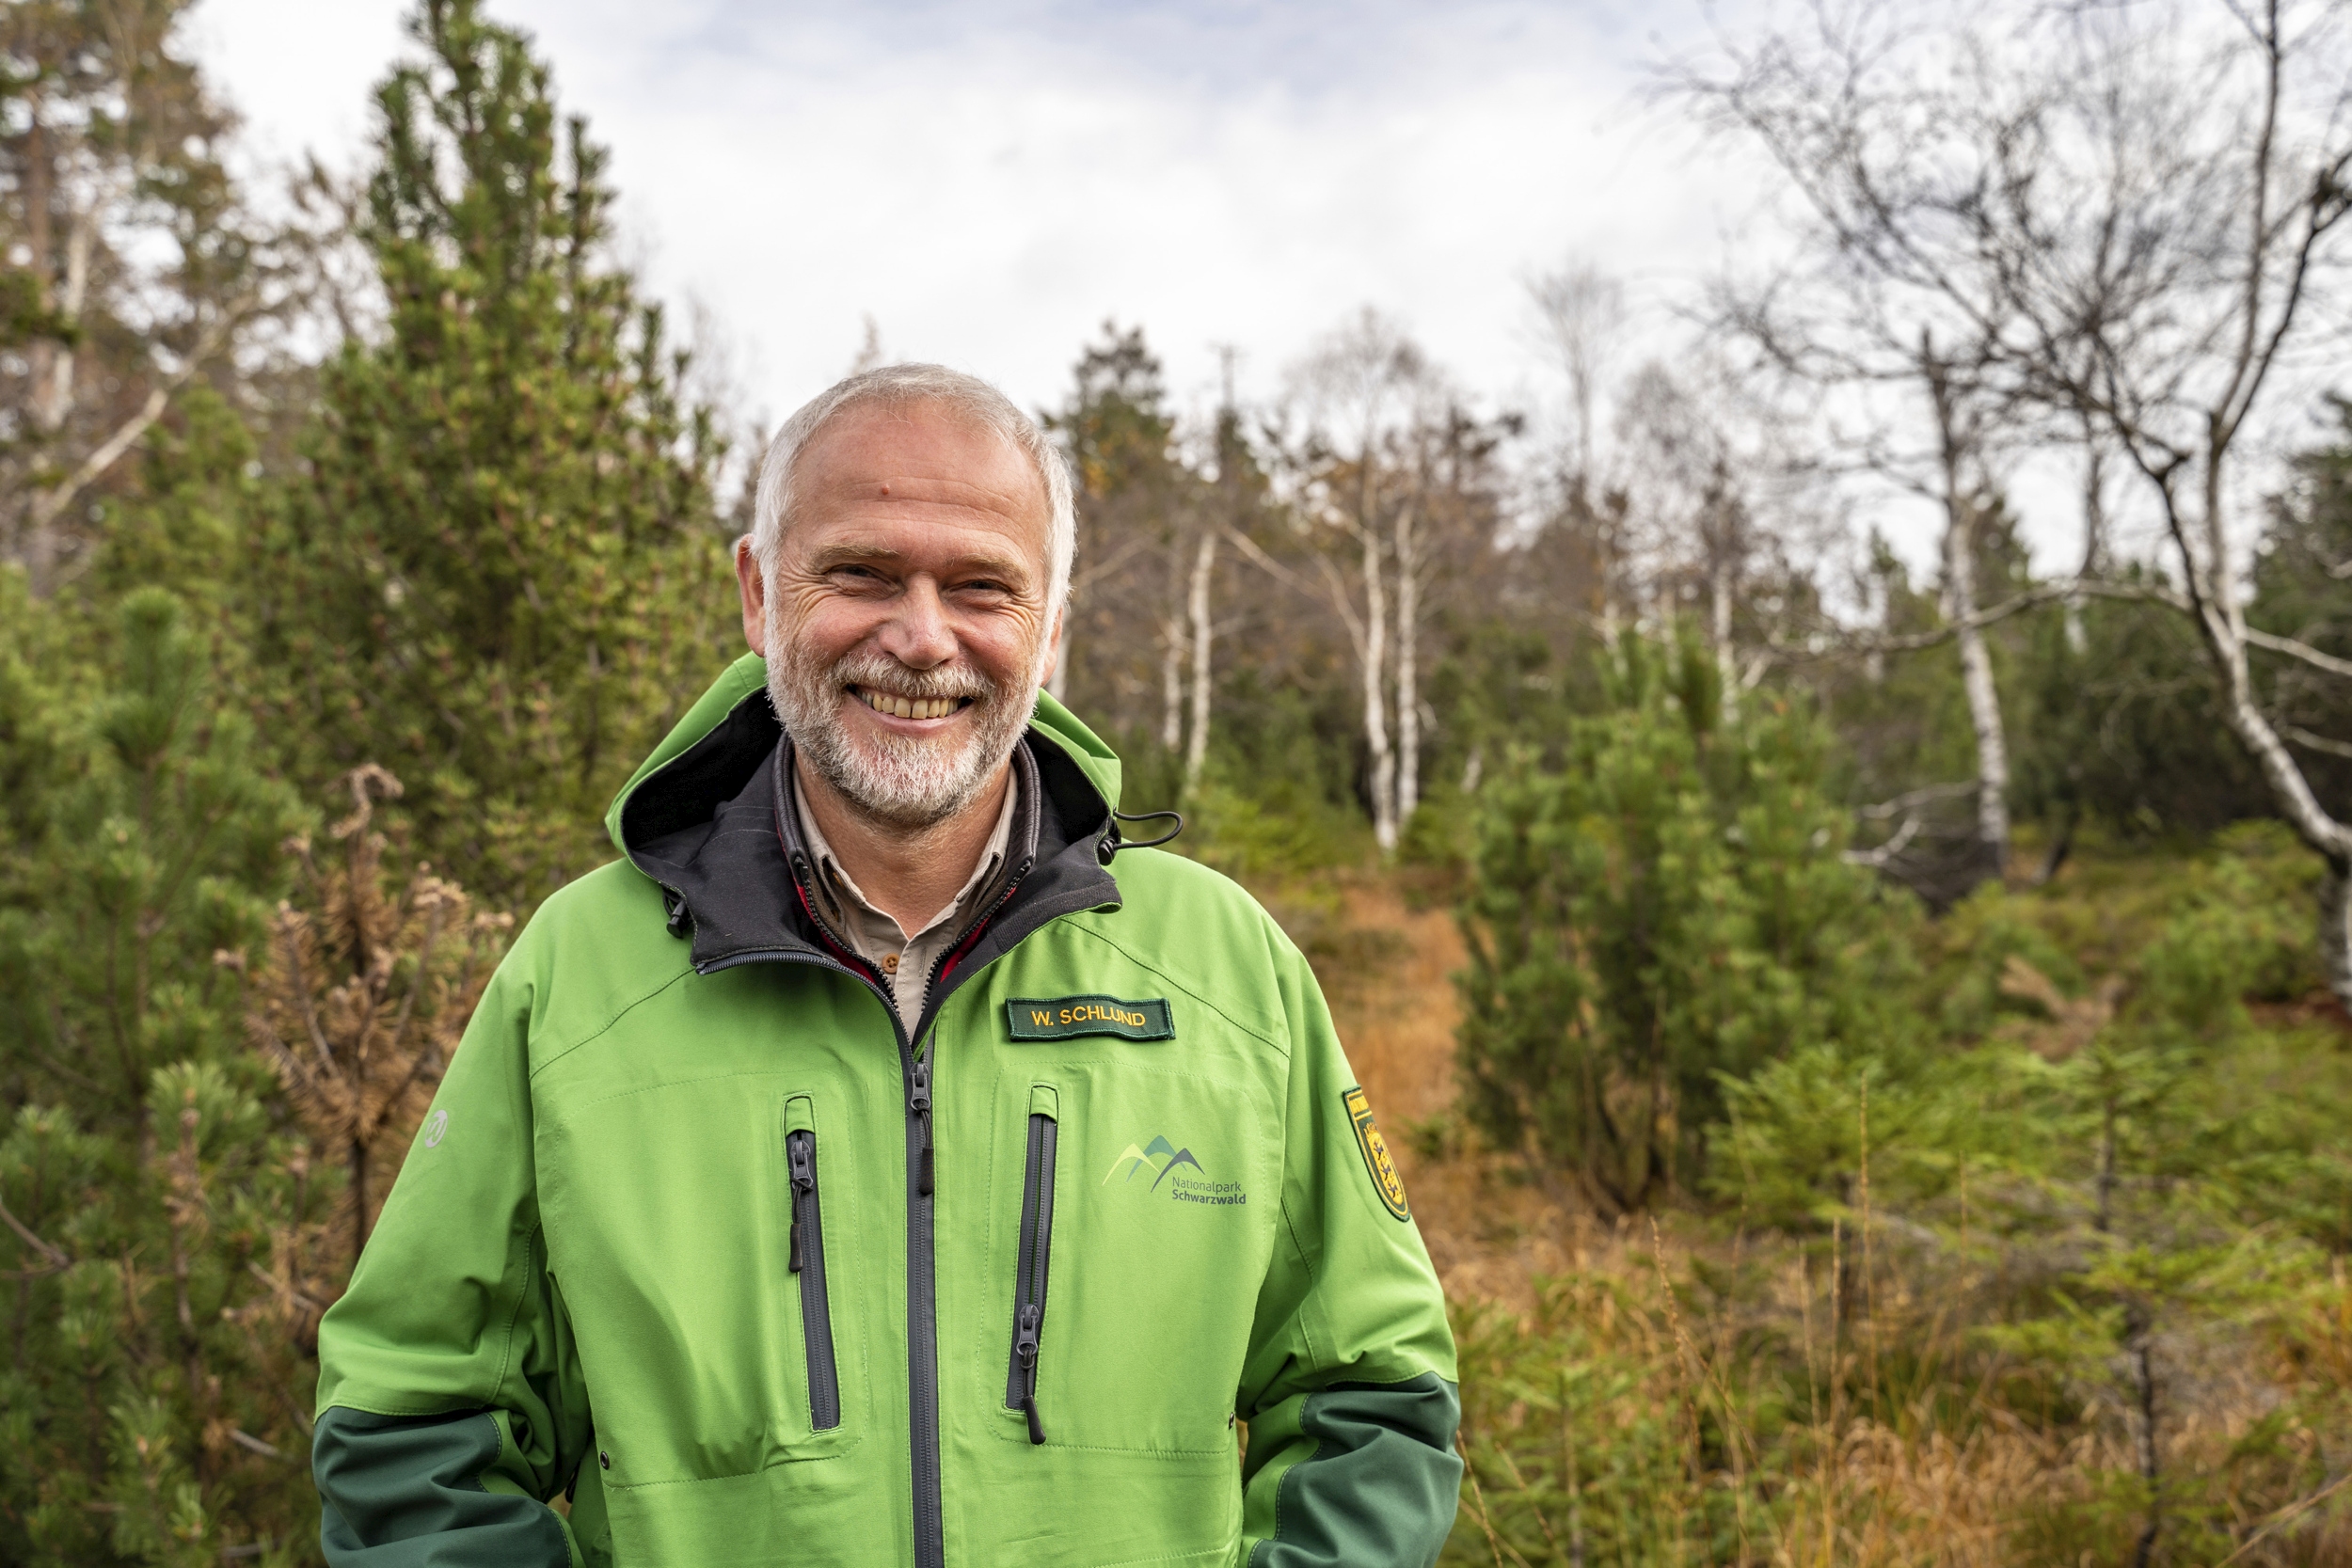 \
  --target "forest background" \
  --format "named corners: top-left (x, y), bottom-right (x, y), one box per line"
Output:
top-left (2, 0), bottom-right (2351, 1563)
